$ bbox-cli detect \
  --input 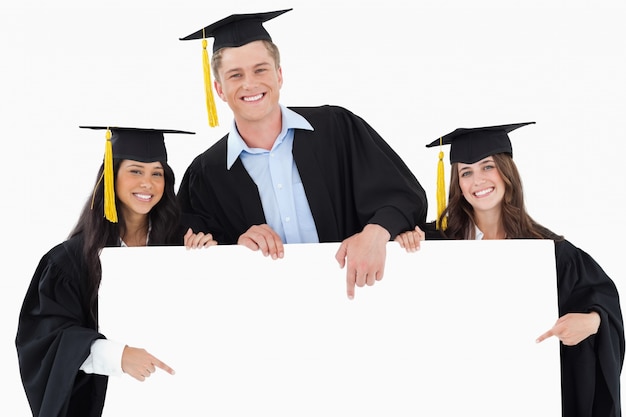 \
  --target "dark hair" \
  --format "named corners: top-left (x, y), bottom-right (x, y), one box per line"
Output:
top-left (69, 159), bottom-right (181, 322)
top-left (438, 153), bottom-right (563, 241)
